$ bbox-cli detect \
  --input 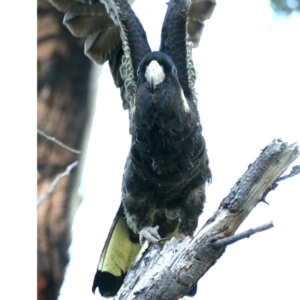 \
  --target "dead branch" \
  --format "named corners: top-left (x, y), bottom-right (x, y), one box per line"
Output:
top-left (37, 161), bottom-right (78, 207)
top-left (114, 139), bottom-right (299, 300)
top-left (212, 221), bottom-right (274, 248)
top-left (38, 129), bottom-right (81, 154)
